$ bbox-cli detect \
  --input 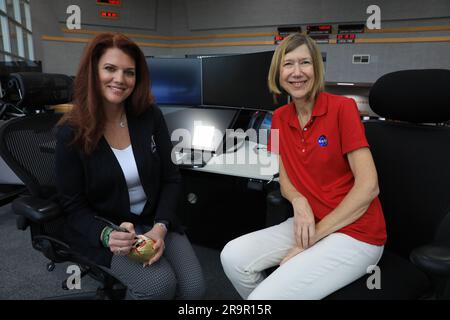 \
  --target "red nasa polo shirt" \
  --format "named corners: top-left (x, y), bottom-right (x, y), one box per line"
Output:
top-left (268, 92), bottom-right (386, 246)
